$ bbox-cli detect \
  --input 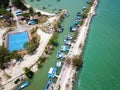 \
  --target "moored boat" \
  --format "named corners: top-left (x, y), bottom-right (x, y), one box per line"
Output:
top-left (56, 61), bottom-right (62, 67)
top-left (48, 67), bottom-right (58, 78)
top-left (17, 81), bottom-right (30, 90)
top-left (45, 79), bottom-right (52, 90)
